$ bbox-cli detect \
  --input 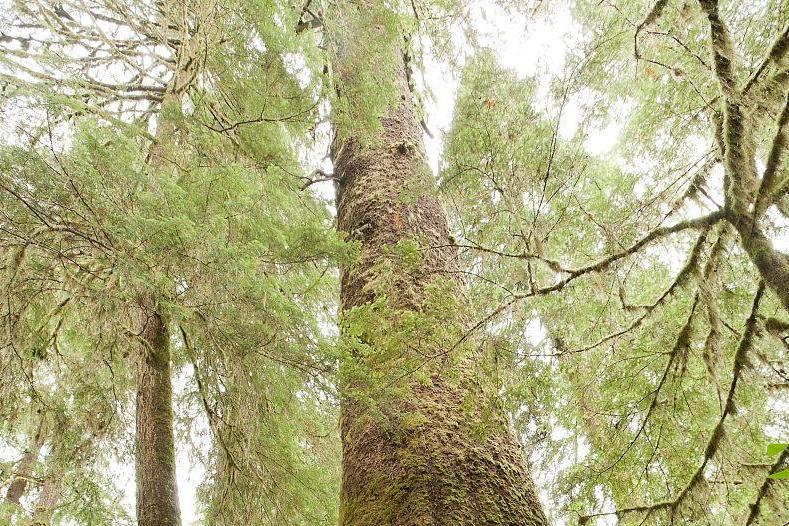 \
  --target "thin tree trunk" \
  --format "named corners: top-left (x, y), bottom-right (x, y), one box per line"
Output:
top-left (30, 431), bottom-right (70, 526)
top-left (131, 37), bottom-right (190, 523)
top-left (330, 8), bottom-right (549, 525)
top-left (30, 467), bottom-right (62, 525)
top-left (135, 304), bottom-right (180, 526)
top-left (5, 414), bottom-right (46, 507)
